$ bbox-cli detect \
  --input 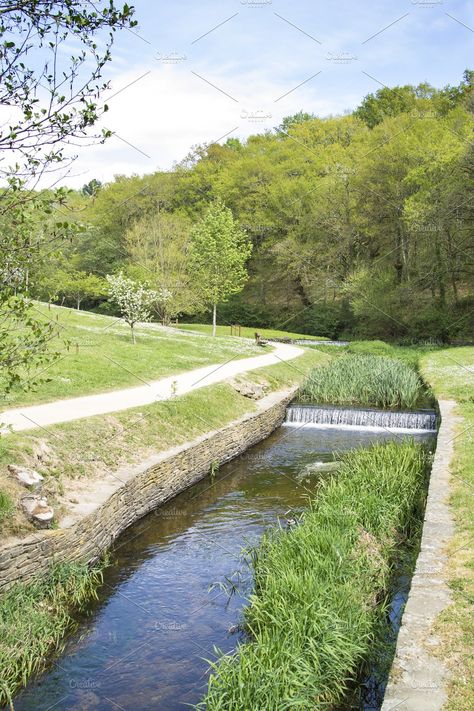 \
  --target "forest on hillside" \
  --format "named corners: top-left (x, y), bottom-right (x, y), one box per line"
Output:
top-left (18, 71), bottom-right (474, 342)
